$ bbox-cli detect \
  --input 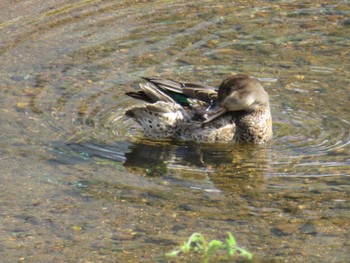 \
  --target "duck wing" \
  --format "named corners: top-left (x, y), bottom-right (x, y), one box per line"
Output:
top-left (125, 82), bottom-right (175, 104)
top-left (125, 77), bottom-right (223, 124)
top-left (142, 77), bottom-right (218, 105)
